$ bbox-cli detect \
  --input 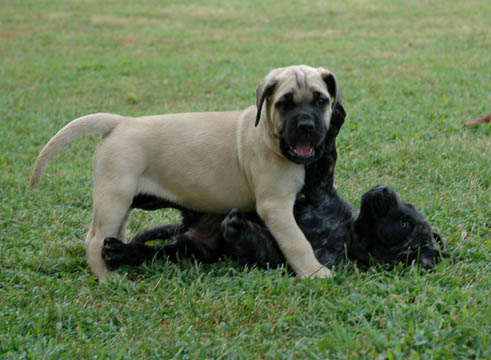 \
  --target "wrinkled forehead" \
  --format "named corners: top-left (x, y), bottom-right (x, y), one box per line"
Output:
top-left (274, 67), bottom-right (329, 102)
